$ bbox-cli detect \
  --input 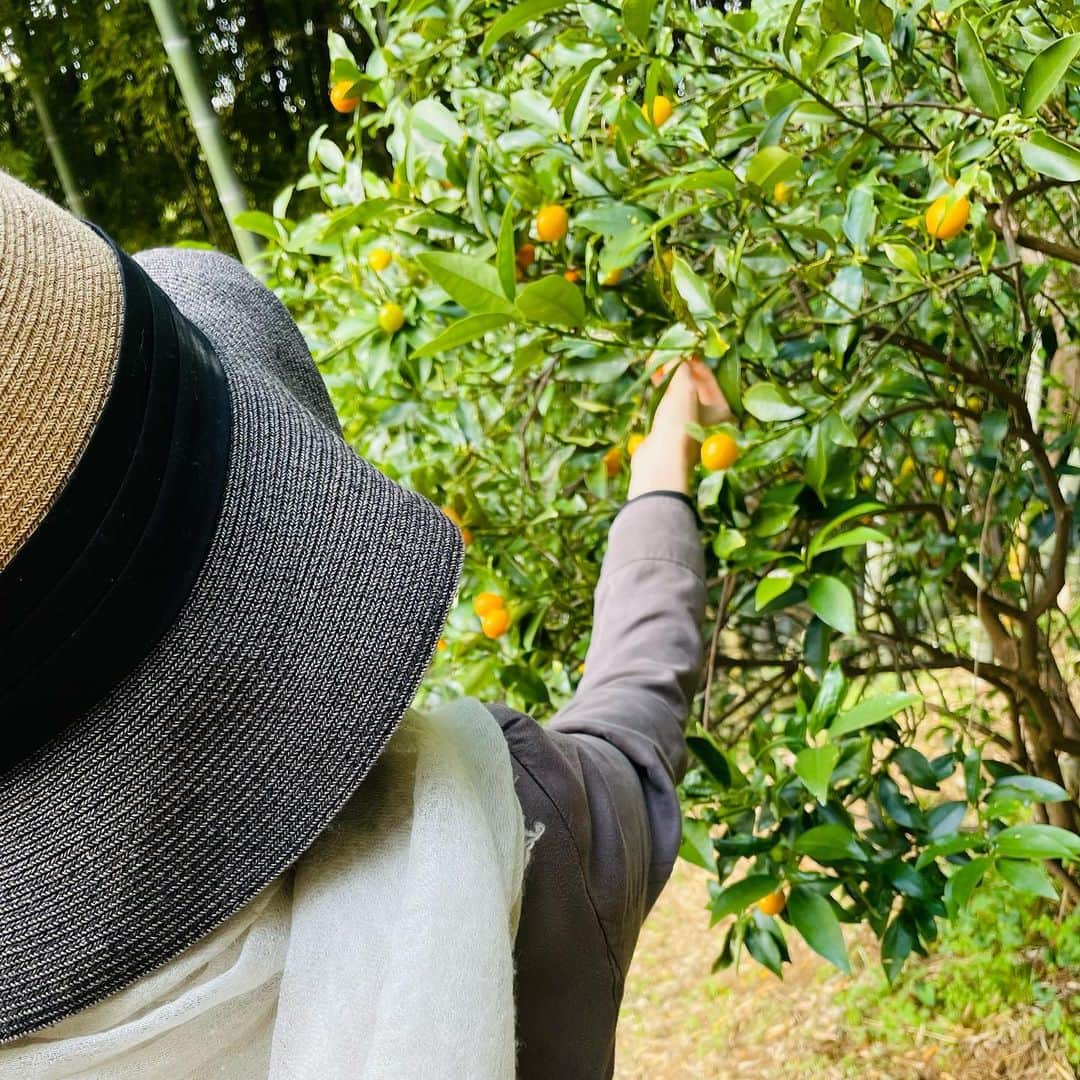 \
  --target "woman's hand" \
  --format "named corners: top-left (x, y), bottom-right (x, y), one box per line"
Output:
top-left (628, 358), bottom-right (731, 499)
